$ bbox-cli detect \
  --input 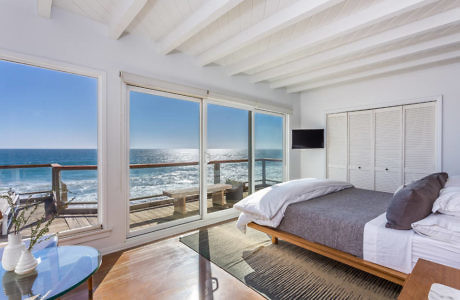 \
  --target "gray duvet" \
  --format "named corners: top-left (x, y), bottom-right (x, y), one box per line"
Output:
top-left (277, 188), bottom-right (392, 258)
